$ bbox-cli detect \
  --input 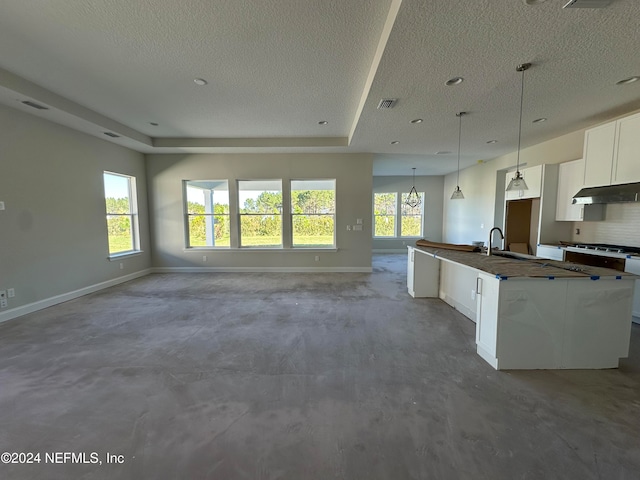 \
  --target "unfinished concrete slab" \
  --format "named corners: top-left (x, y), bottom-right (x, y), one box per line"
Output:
top-left (0, 255), bottom-right (638, 479)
